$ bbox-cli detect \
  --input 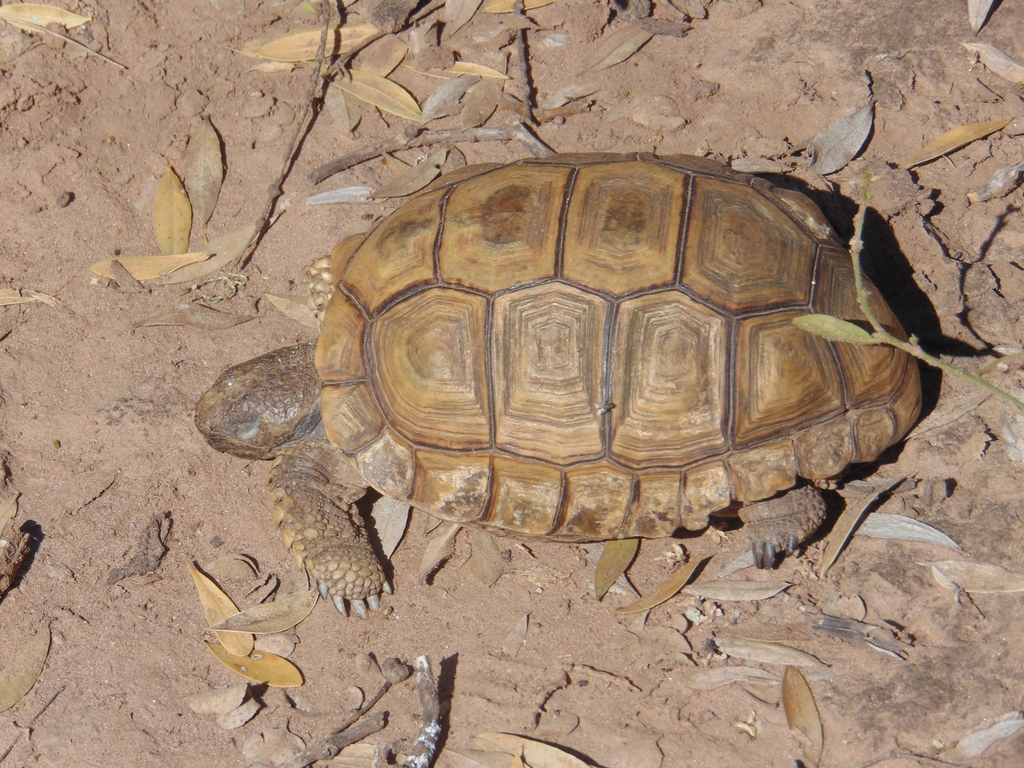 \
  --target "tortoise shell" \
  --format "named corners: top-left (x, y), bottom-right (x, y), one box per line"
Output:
top-left (315, 153), bottom-right (921, 542)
